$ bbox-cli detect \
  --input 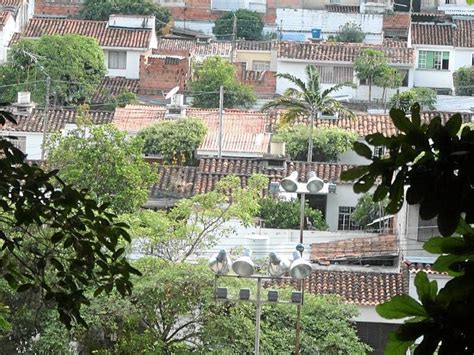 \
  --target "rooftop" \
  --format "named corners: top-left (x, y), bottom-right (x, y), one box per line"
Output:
top-left (411, 19), bottom-right (474, 47)
top-left (267, 269), bottom-right (408, 306)
top-left (277, 41), bottom-right (414, 65)
top-left (113, 104), bottom-right (166, 132)
top-left (91, 77), bottom-right (140, 105)
top-left (19, 18), bottom-right (154, 48)
top-left (0, 10), bottom-right (11, 29)
top-left (383, 13), bottom-right (411, 30)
